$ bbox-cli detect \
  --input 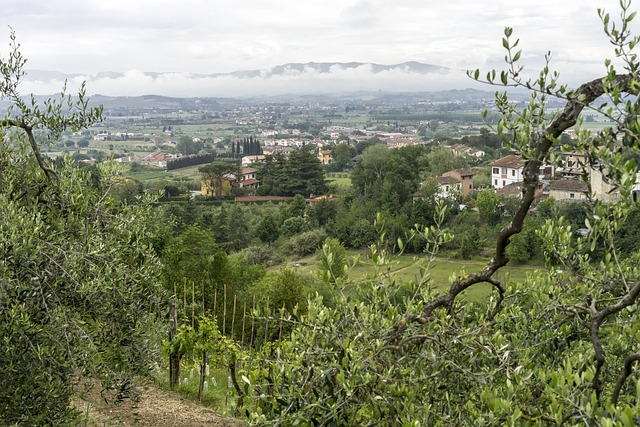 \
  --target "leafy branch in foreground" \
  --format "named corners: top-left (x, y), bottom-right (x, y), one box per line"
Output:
top-left (0, 31), bottom-right (164, 425)
top-left (244, 2), bottom-right (640, 426)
